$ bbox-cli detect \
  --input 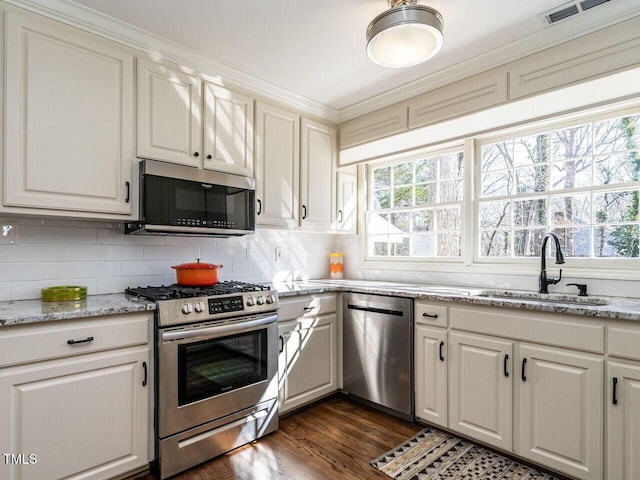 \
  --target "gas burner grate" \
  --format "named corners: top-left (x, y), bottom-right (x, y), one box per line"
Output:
top-left (125, 281), bottom-right (271, 301)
